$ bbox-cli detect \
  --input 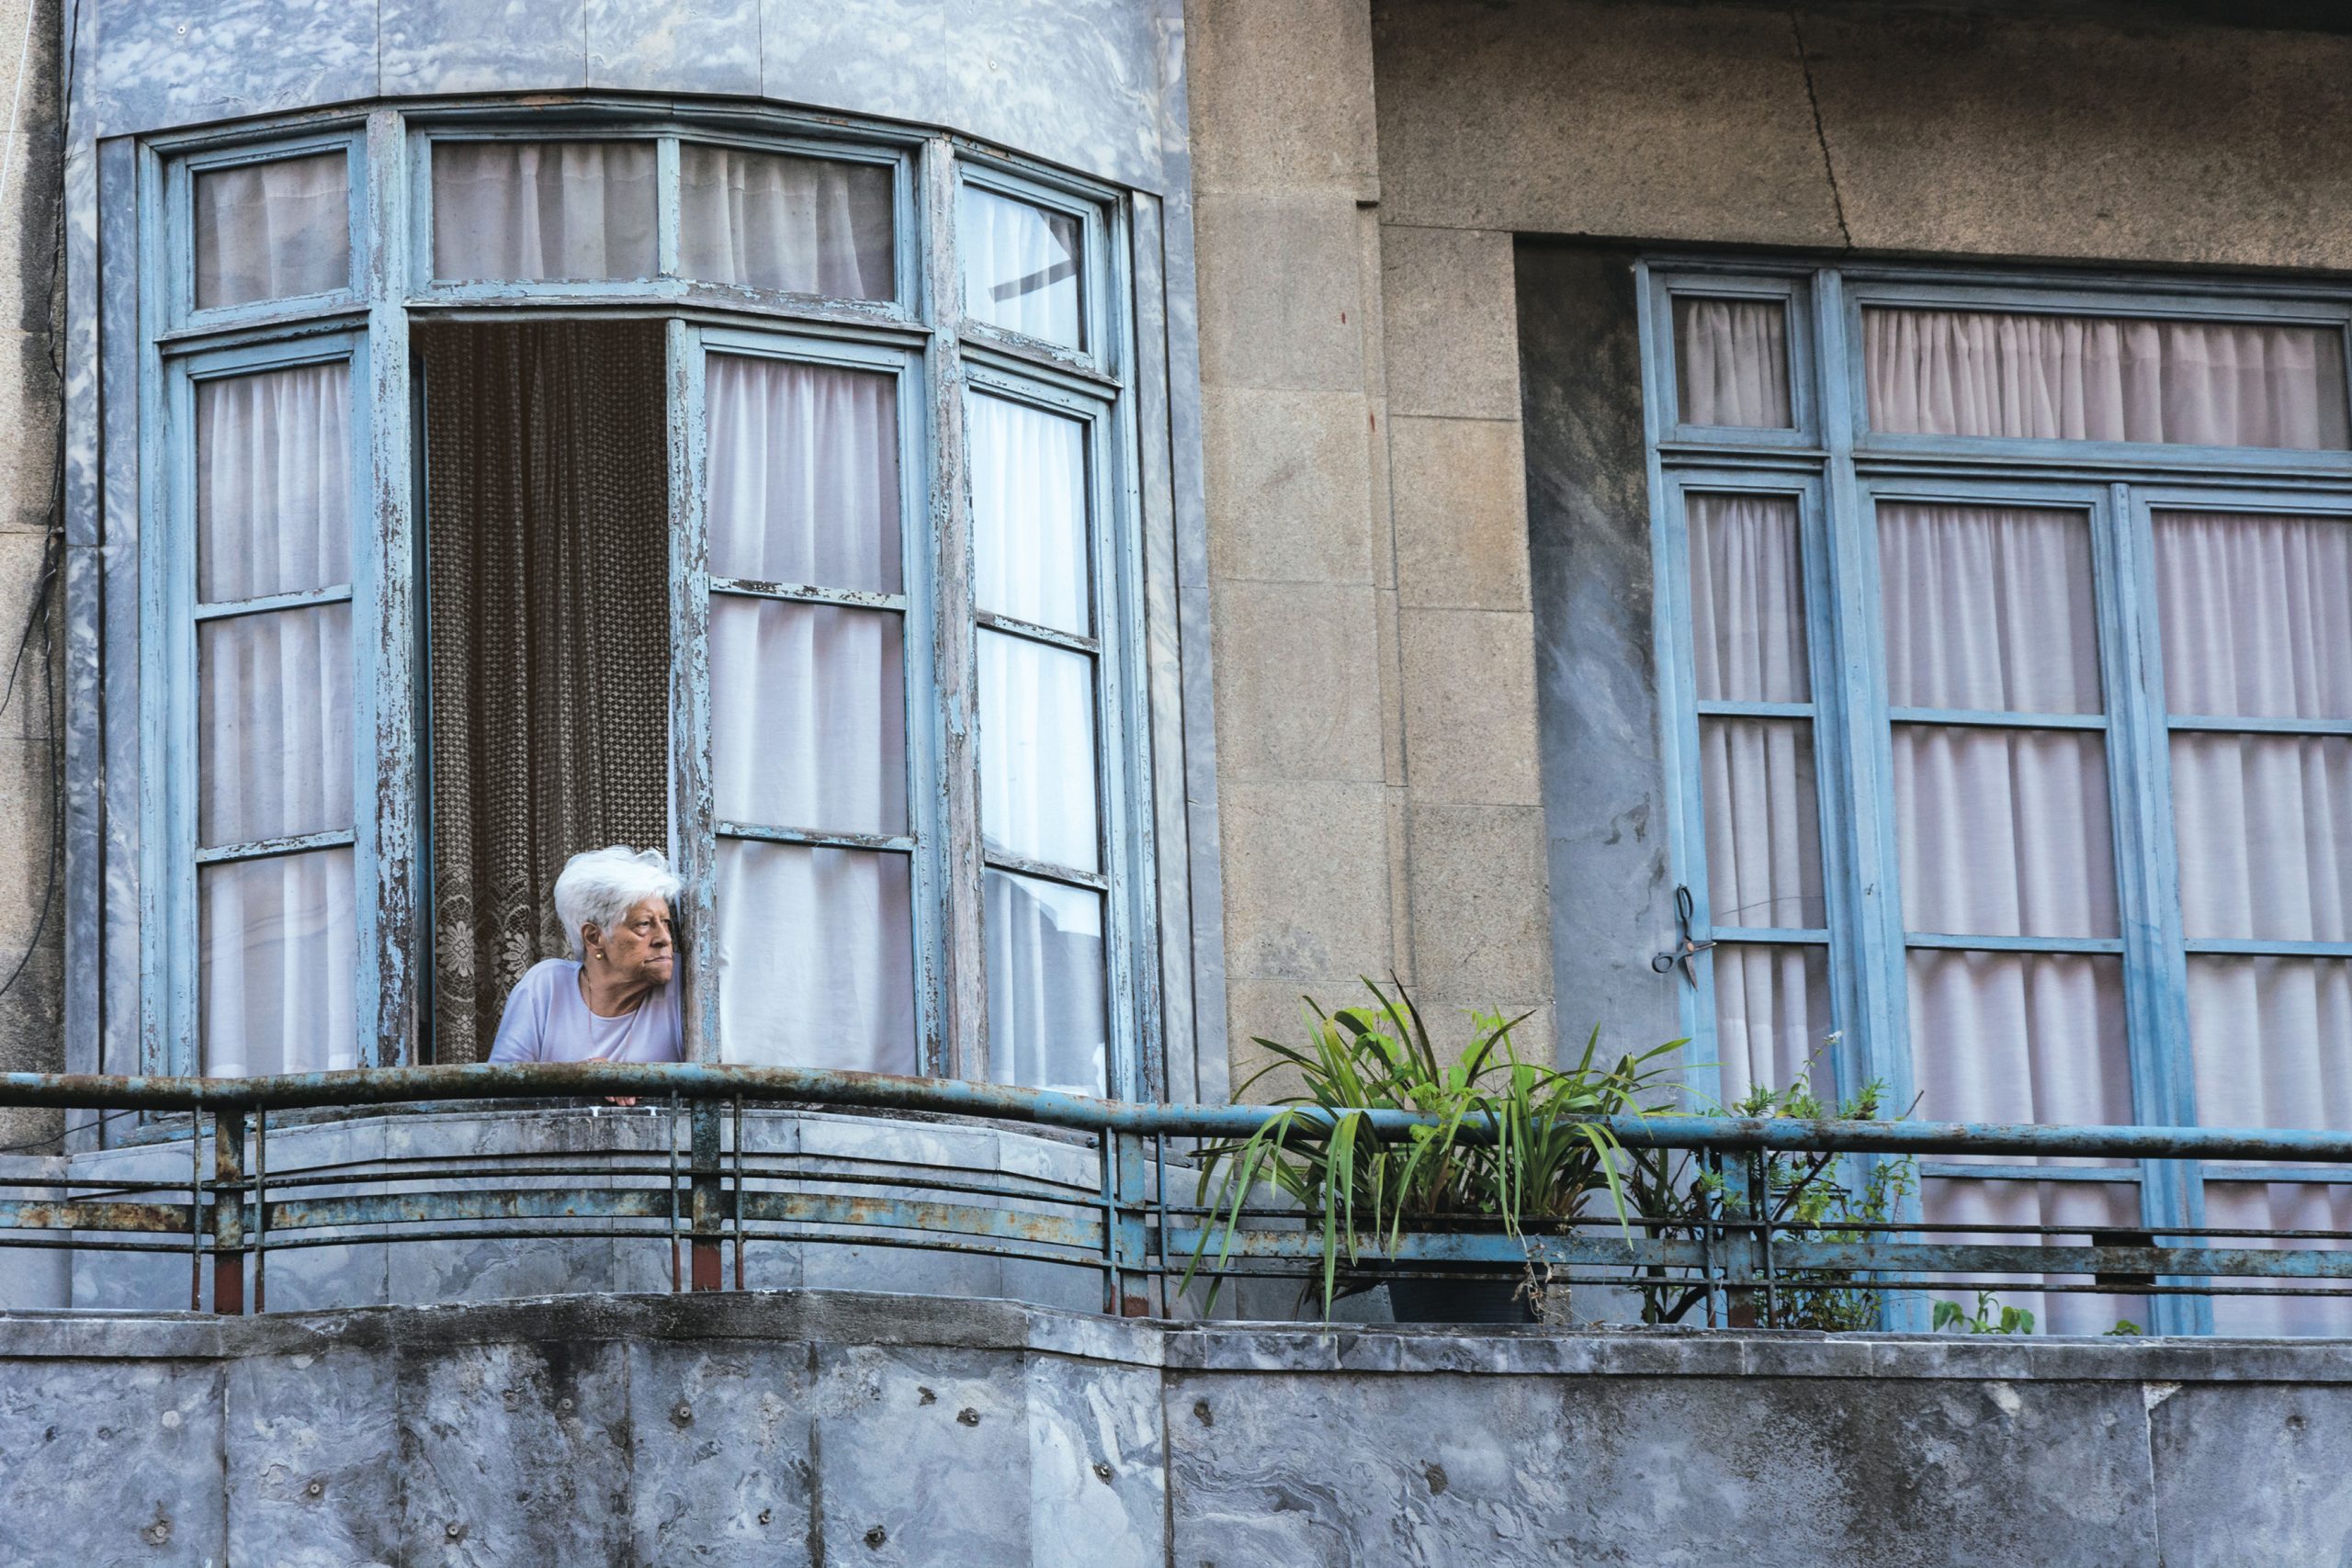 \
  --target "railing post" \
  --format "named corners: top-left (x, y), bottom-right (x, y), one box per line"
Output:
top-left (1111, 1129), bottom-right (1152, 1317)
top-left (210, 1110), bottom-right (245, 1315)
top-left (689, 1098), bottom-right (723, 1292)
